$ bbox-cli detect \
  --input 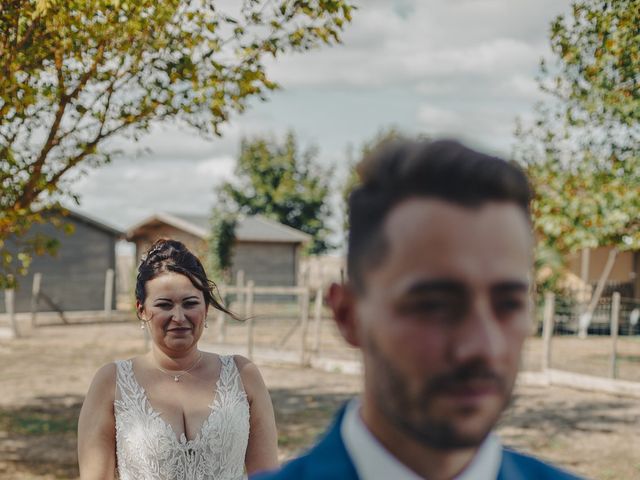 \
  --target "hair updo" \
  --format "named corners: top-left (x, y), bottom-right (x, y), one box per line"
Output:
top-left (135, 238), bottom-right (233, 317)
